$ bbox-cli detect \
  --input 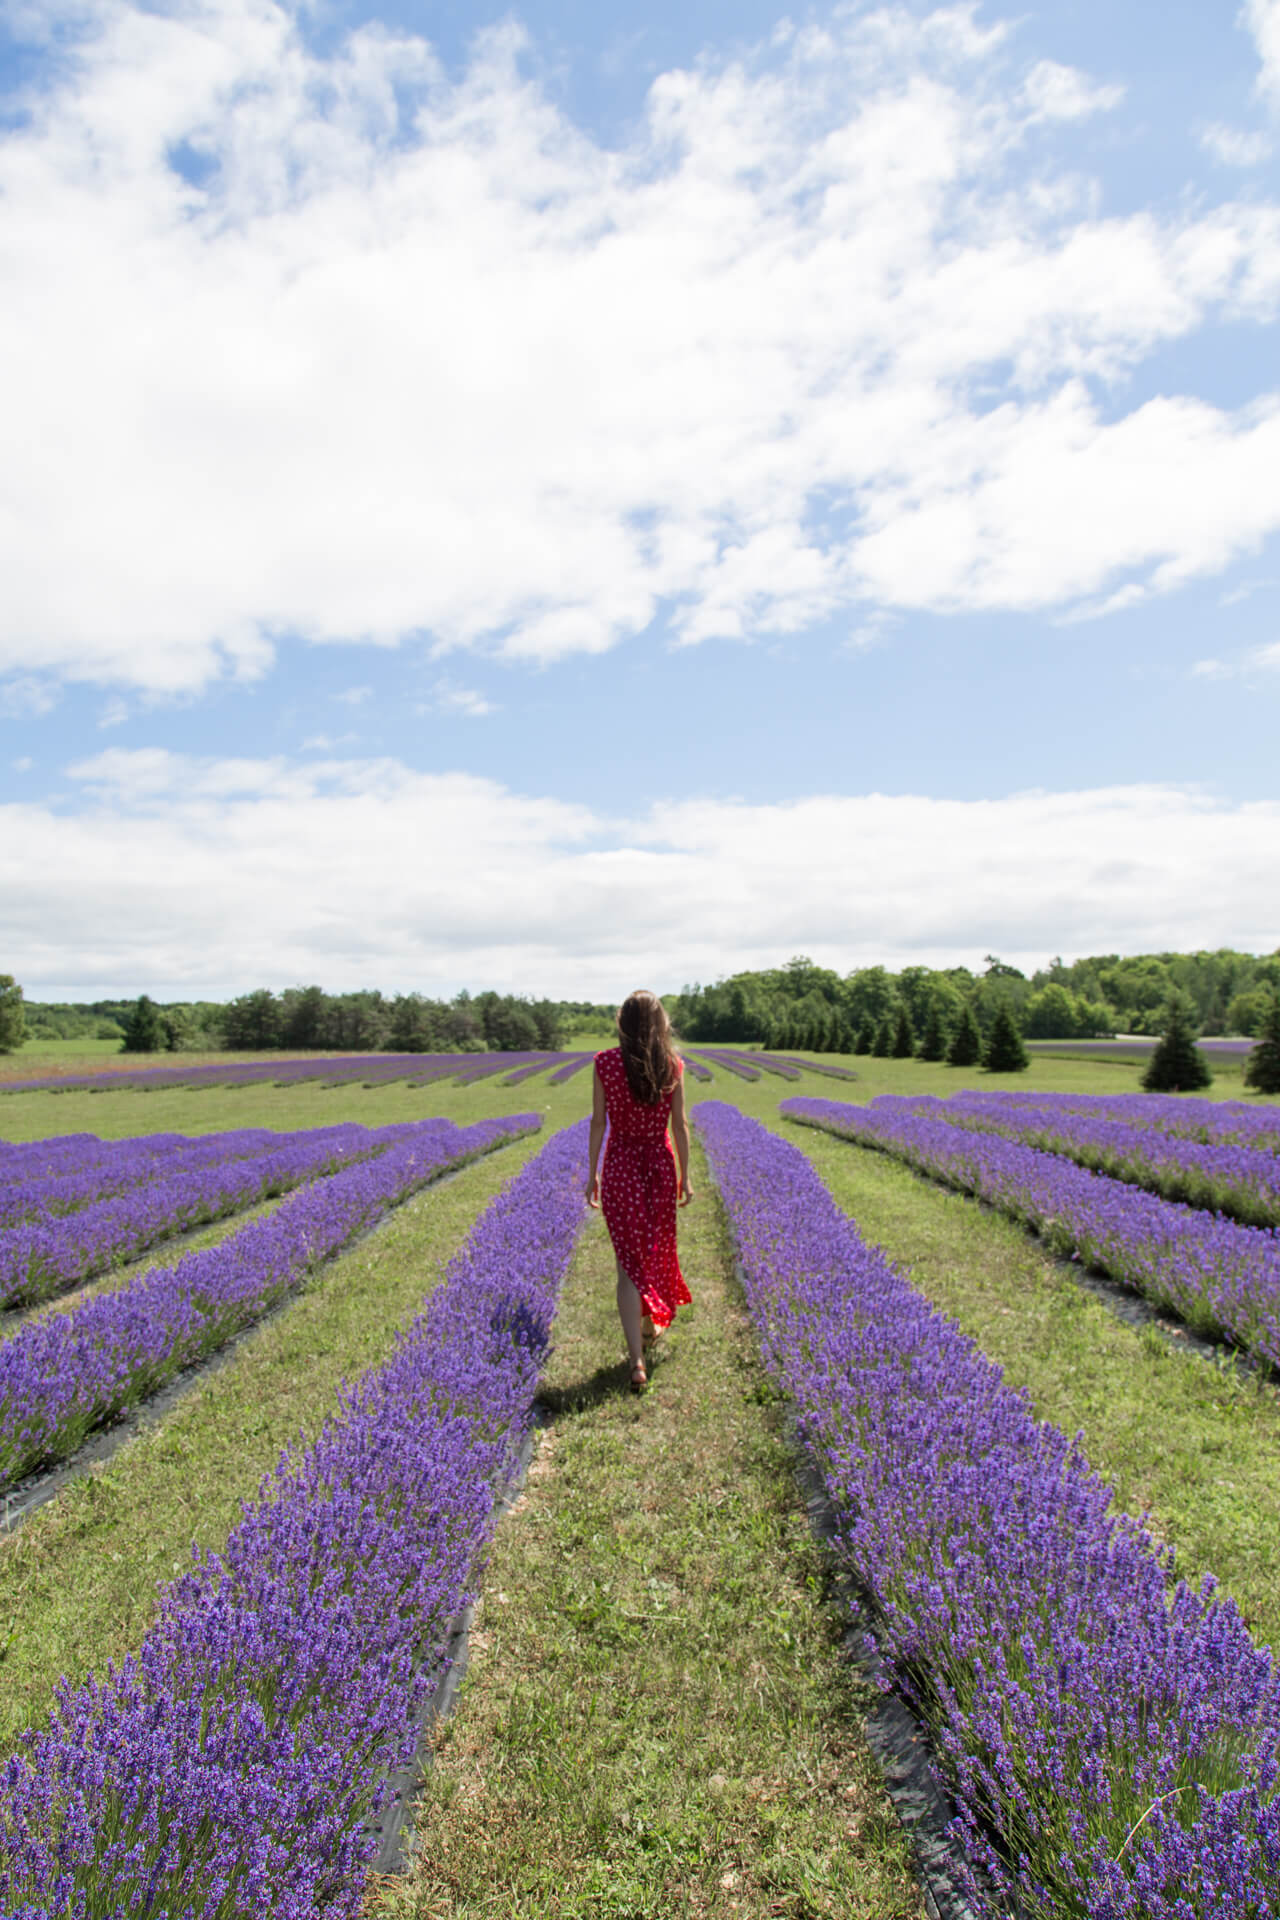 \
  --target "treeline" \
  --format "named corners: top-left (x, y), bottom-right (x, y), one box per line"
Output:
top-left (15, 987), bottom-right (616, 1055)
top-left (669, 948), bottom-right (1280, 1051)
